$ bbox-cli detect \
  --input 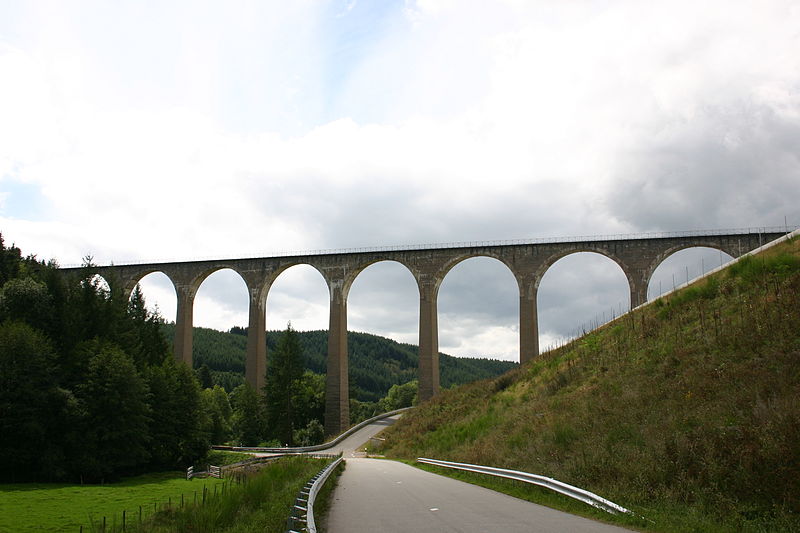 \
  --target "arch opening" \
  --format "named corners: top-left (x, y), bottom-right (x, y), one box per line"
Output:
top-left (266, 263), bottom-right (331, 442)
top-left (193, 268), bottom-right (249, 333)
top-left (266, 264), bottom-right (330, 376)
top-left (192, 268), bottom-right (249, 390)
top-left (348, 260), bottom-right (418, 344)
top-left (347, 260), bottom-right (419, 413)
top-left (267, 264), bottom-right (329, 333)
top-left (437, 256), bottom-right (519, 362)
top-left (647, 247), bottom-right (734, 301)
top-left (537, 252), bottom-right (630, 351)
top-left (134, 271), bottom-right (177, 324)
